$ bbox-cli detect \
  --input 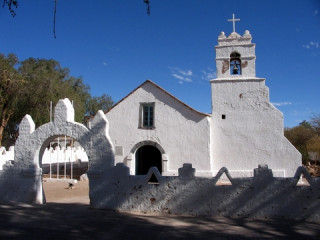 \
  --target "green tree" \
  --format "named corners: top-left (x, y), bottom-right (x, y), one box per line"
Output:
top-left (21, 58), bottom-right (95, 122)
top-left (86, 94), bottom-right (114, 117)
top-left (310, 114), bottom-right (320, 135)
top-left (18, 58), bottom-right (91, 126)
top-left (0, 53), bottom-right (25, 146)
top-left (63, 77), bottom-right (92, 123)
top-left (307, 135), bottom-right (320, 164)
top-left (299, 120), bottom-right (313, 130)
top-left (0, 55), bottom-right (113, 147)
top-left (285, 123), bottom-right (315, 164)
